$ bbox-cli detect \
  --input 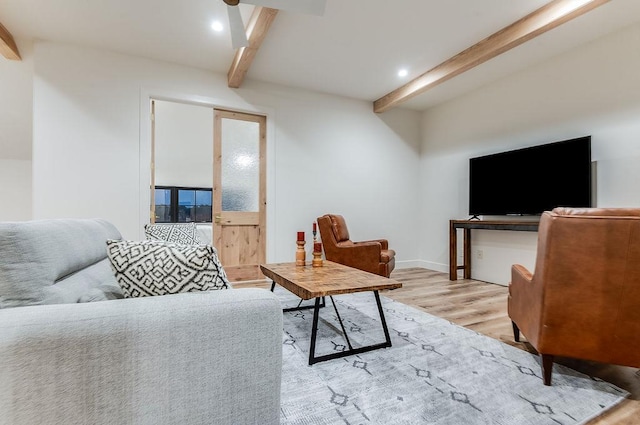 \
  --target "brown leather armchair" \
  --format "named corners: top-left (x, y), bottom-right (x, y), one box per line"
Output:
top-left (509, 207), bottom-right (640, 386)
top-left (316, 214), bottom-right (395, 277)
